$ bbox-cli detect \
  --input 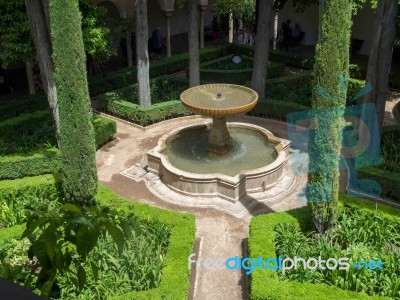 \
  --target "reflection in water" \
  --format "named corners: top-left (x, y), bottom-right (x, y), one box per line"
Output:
top-left (163, 128), bottom-right (277, 177)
